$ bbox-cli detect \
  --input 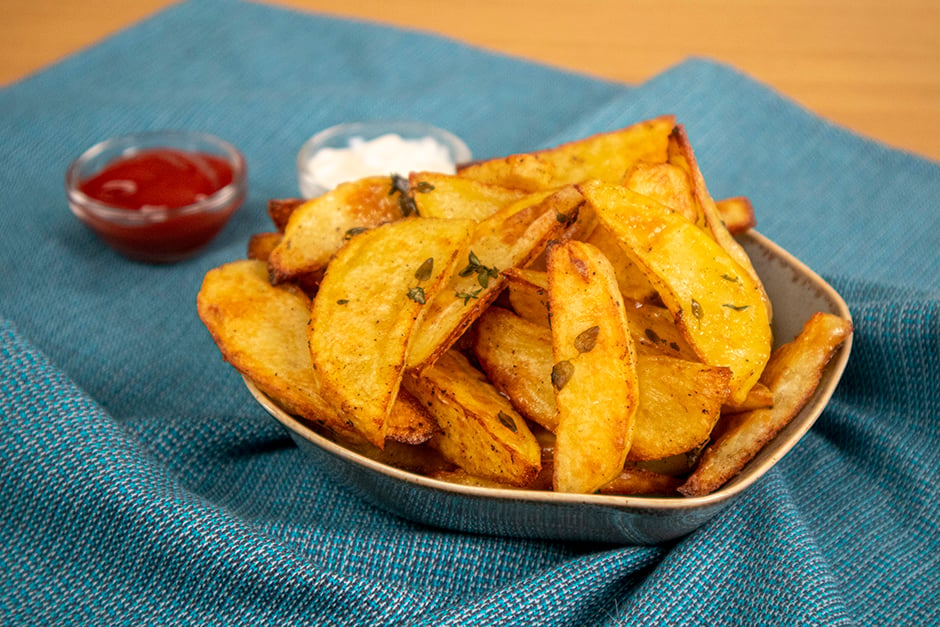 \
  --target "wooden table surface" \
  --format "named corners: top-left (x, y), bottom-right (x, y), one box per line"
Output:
top-left (4, 0), bottom-right (939, 163)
